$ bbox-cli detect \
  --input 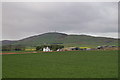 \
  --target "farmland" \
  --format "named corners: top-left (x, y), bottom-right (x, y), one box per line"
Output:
top-left (2, 50), bottom-right (118, 78)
